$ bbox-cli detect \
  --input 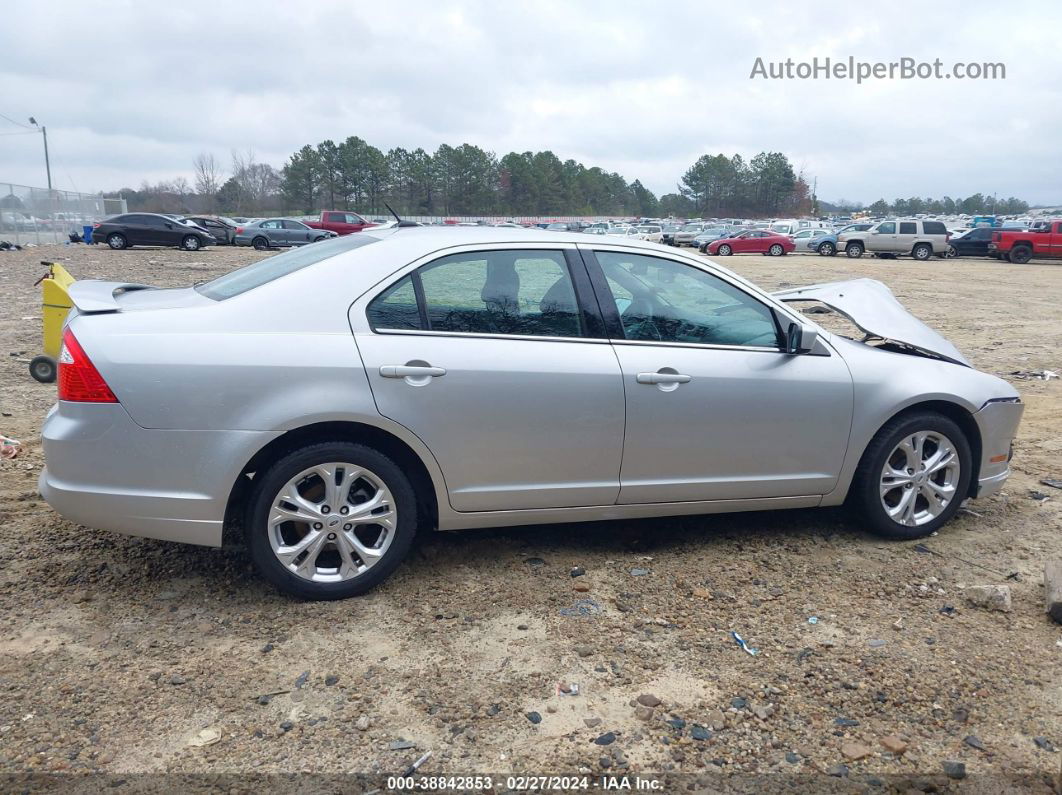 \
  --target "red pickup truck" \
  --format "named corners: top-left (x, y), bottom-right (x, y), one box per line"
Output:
top-left (989, 220), bottom-right (1062, 263)
top-left (303, 211), bottom-right (377, 236)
